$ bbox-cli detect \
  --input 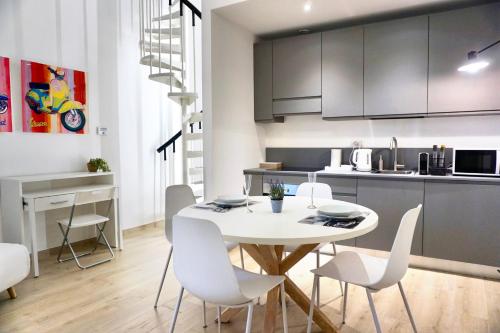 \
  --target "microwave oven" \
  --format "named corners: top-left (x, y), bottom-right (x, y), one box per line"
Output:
top-left (452, 149), bottom-right (500, 177)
